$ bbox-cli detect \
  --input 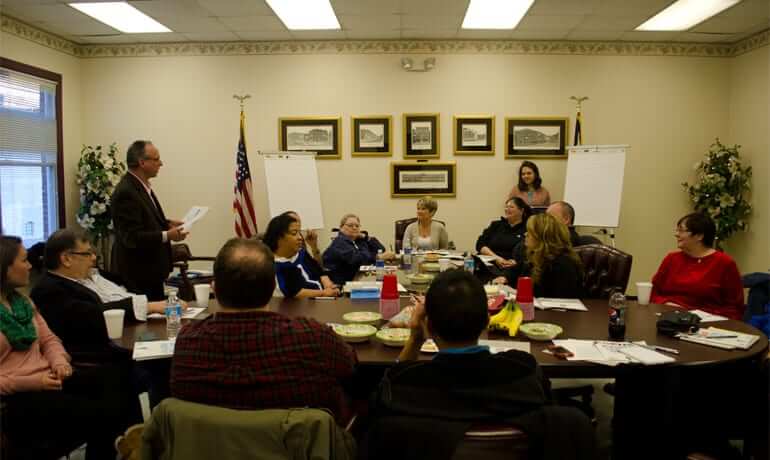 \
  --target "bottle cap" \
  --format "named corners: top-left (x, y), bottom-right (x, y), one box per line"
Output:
top-left (516, 276), bottom-right (533, 303)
